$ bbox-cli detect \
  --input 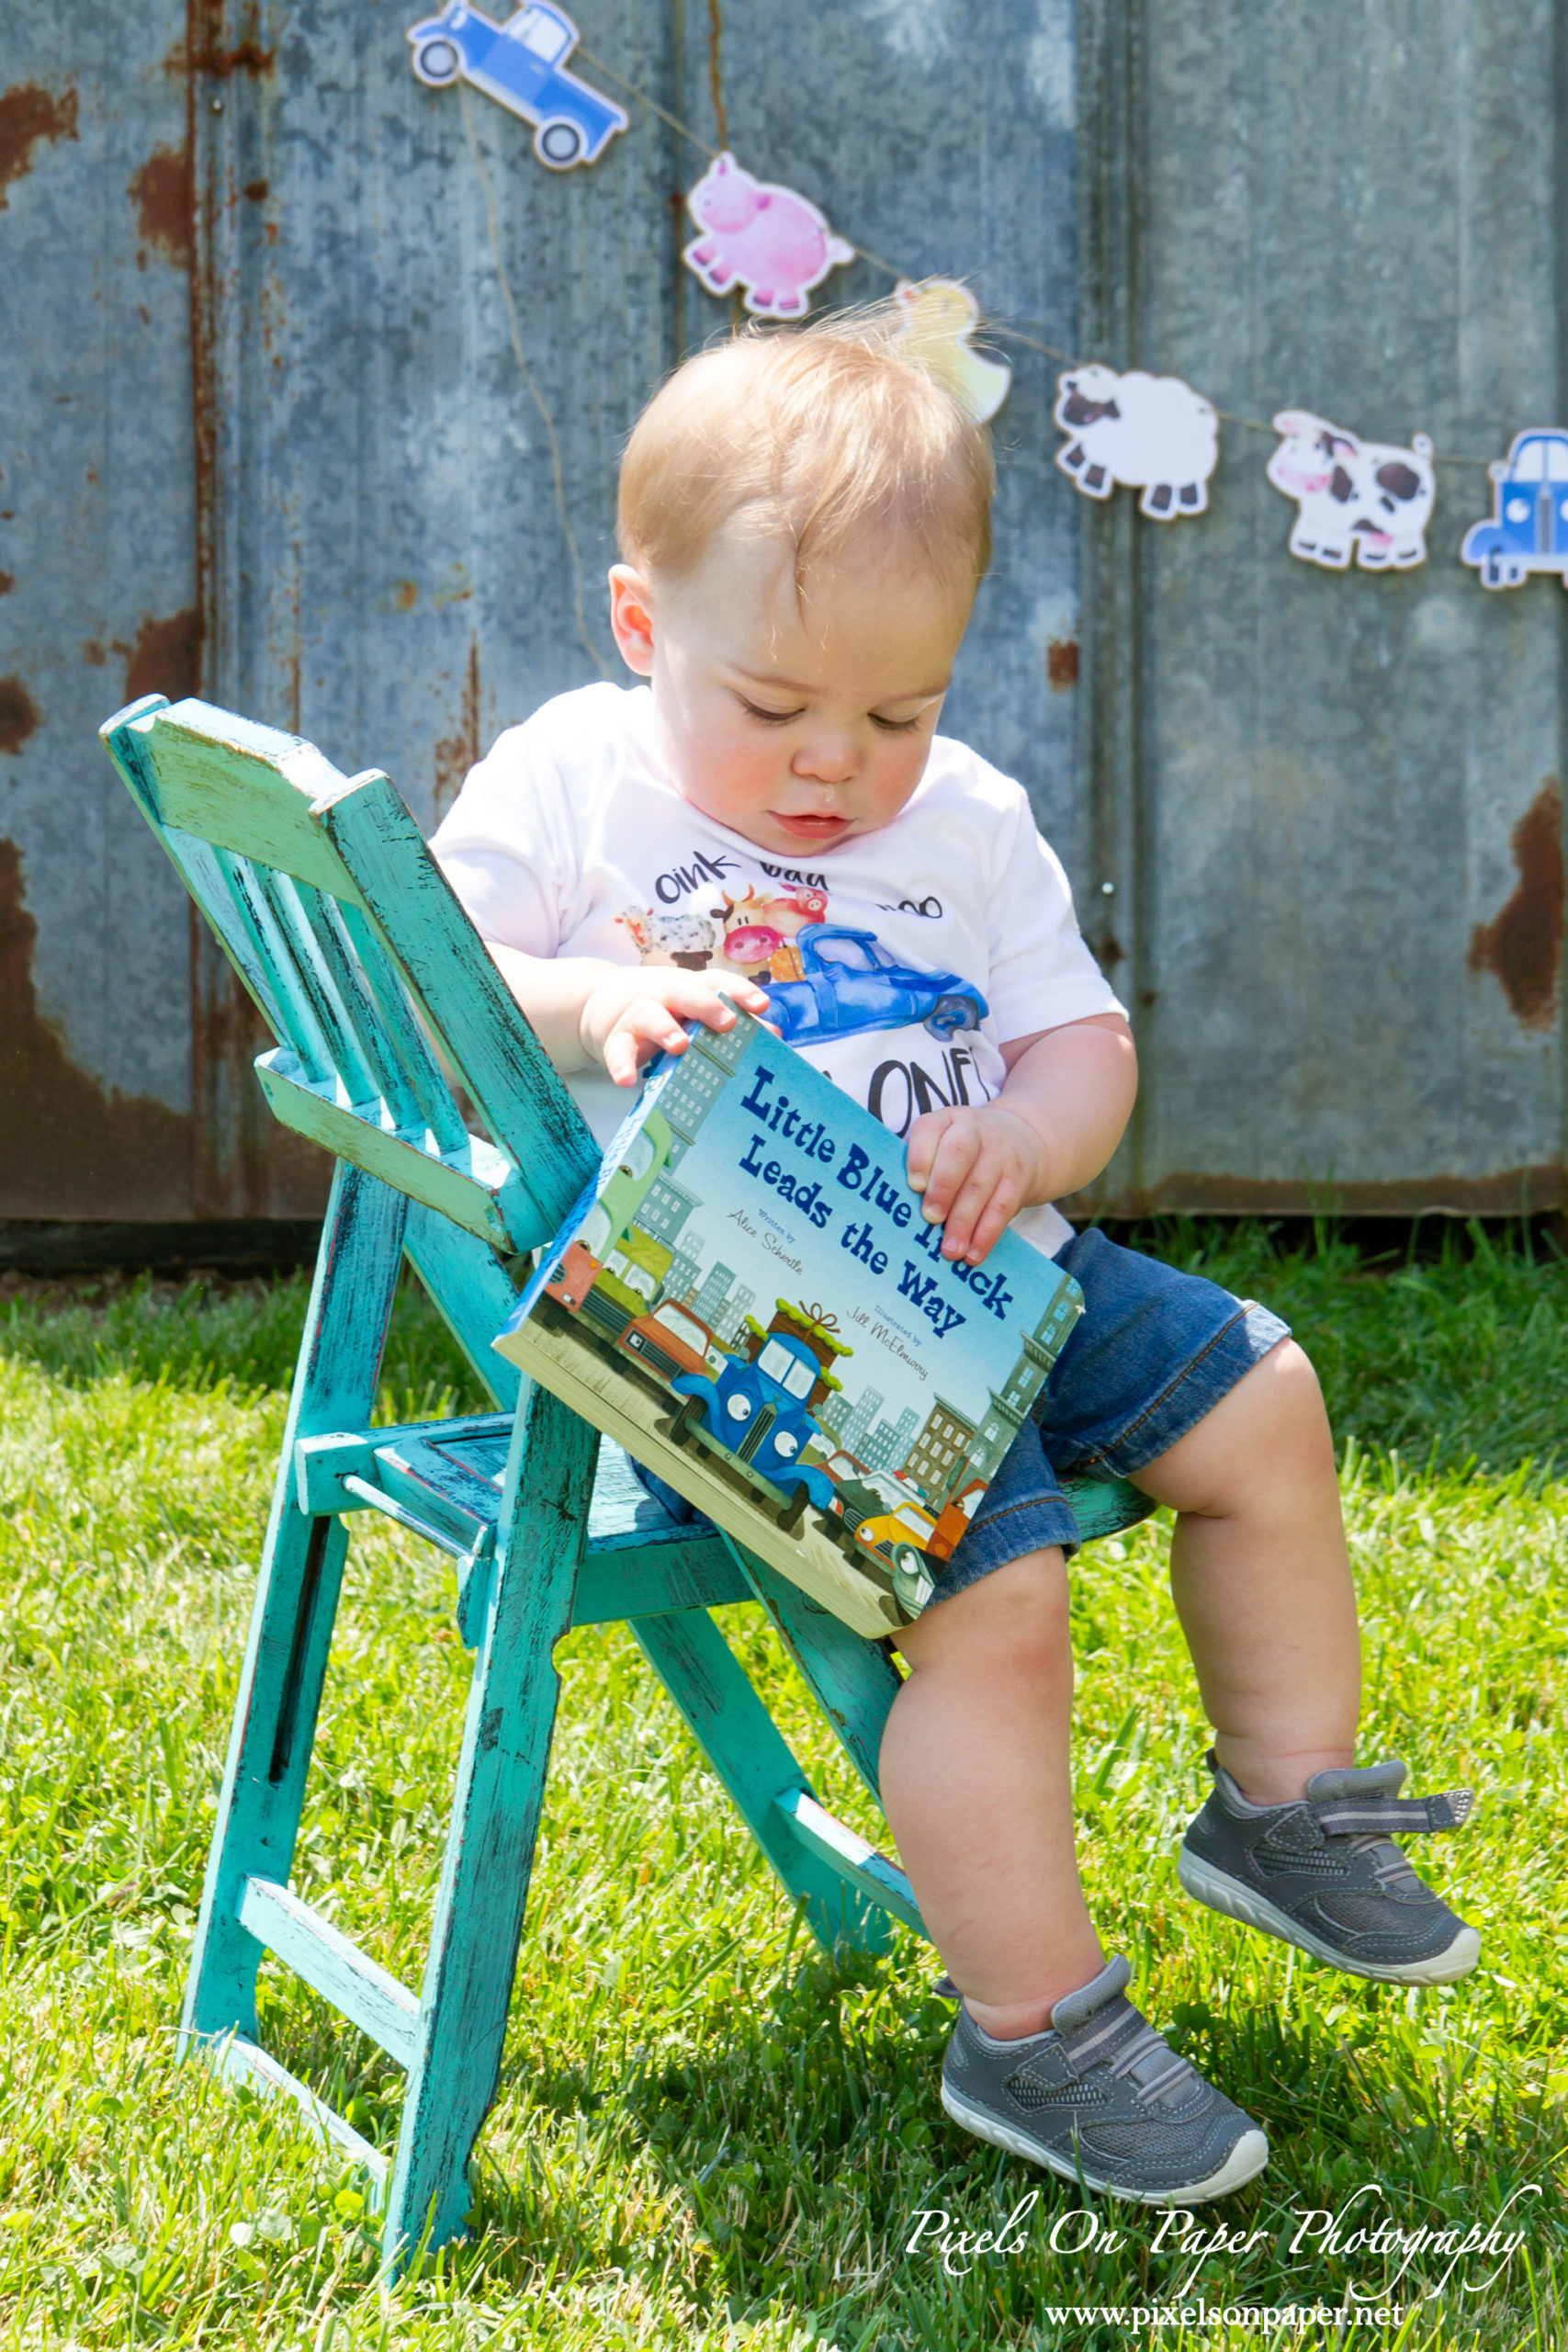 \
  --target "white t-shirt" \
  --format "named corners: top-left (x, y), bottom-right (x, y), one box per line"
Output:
top-left (431, 683), bottom-right (1123, 1257)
